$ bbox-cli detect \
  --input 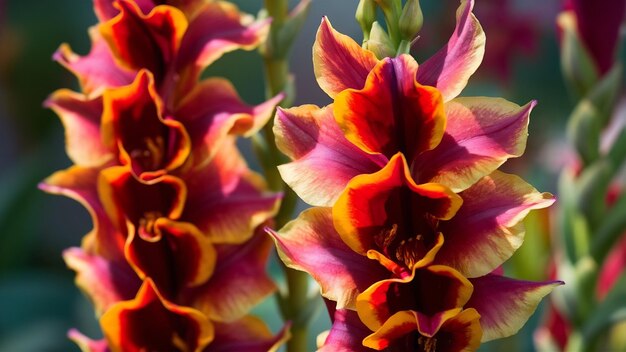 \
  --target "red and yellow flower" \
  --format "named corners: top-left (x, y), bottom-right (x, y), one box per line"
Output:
top-left (270, 0), bottom-right (562, 350)
top-left (41, 0), bottom-right (286, 350)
